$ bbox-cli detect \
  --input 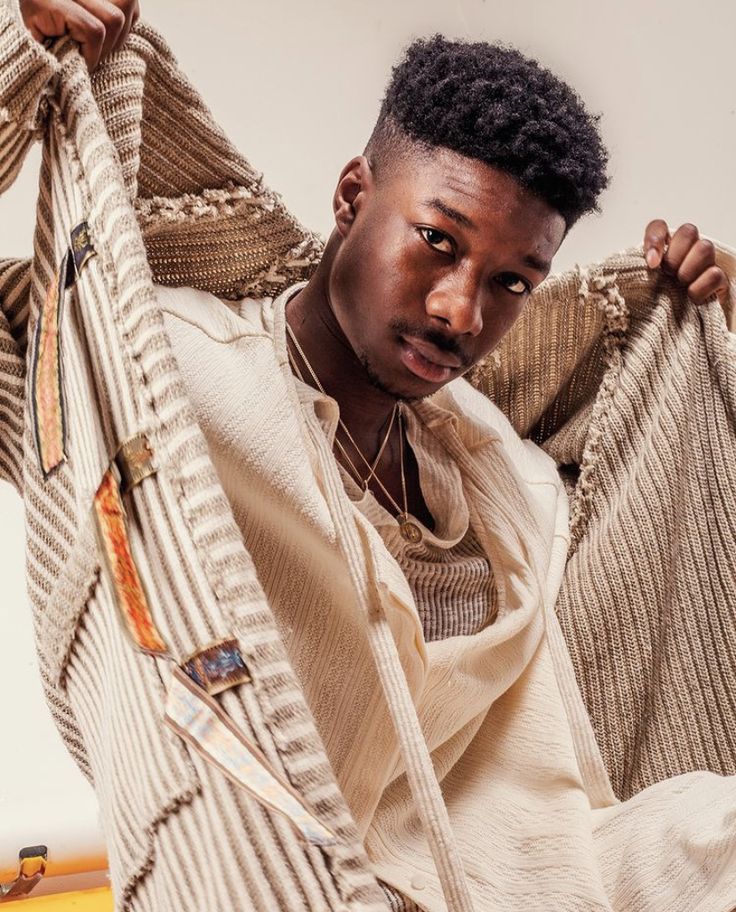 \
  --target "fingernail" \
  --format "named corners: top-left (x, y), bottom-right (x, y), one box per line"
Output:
top-left (646, 248), bottom-right (659, 268)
